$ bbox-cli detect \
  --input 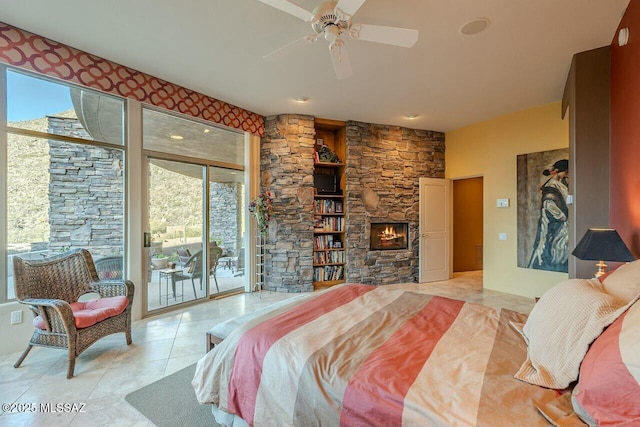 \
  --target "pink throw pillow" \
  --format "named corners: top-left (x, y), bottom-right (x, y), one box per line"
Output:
top-left (573, 301), bottom-right (640, 425)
